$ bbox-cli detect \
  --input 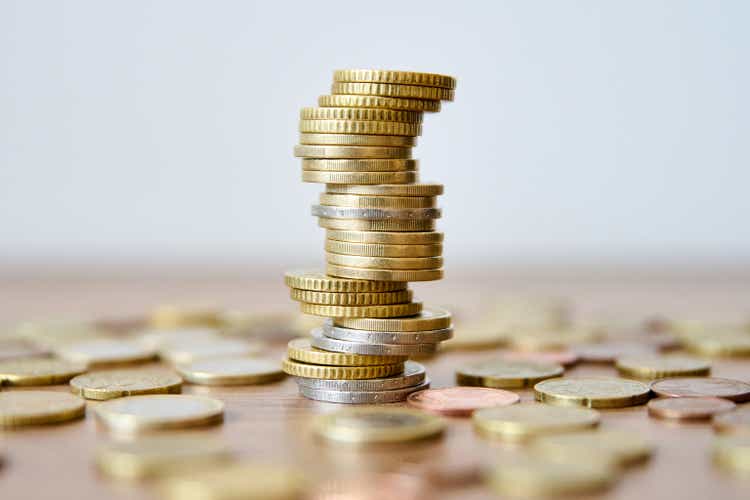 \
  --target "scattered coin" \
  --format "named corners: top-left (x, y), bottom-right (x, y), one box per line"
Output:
top-left (0, 358), bottom-right (87, 386)
top-left (0, 391), bottom-right (86, 427)
top-left (501, 350), bottom-right (579, 367)
top-left (713, 435), bottom-right (750, 475)
top-left (684, 332), bottom-right (750, 357)
top-left (650, 377), bottom-right (750, 402)
top-left (55, 339), bottom-right (156, 368)
top-left (150, 305), bottom-right (221, 329)
top-left (647, 397), bottom-right (736, 420)
top-left (574, 341), bottom-right (657, 363)
top-left (0, 339), bottom-right (51, 361)
top-left (94, 394), bottom-right (224, 433)
top-left (473, 403), bottom-right (600, 442)
top-left (441, 323), bottom-right (507, 351)
top-left (159, 338), bottom-right (264, 365)
top-left (287, 338), bottom-right (406, 366)
top-left (313, 407), bottom-right (445, 445)
top-left (70, 369), bottom-right (182, 400)
top-left (532, 430), bottom-right (654, 468)
top-left (135, 327), bottom-right (220, 350)
top-left (176, 357), bottom-right (285, 386)
top-left (714, 405), bottom-right (750, 434)
top-left (456, 359), bottom-right (564, 389)
top-left (310, 472), bottom-right (431, 500)
top-left (615, 355), bottom-right (711, 379)
top-left (535, 377), bottom-right (651, 408)
top-left (407, 387), bottom-right (520, 417)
